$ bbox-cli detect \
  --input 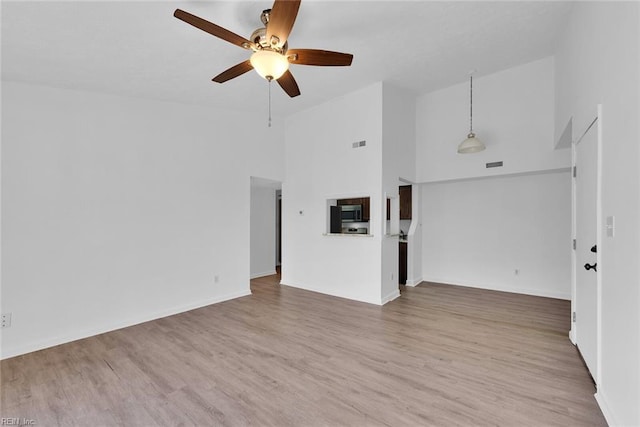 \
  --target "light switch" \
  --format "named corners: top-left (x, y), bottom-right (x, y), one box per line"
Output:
top-left (606, 215), bottom-right (615, 237)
